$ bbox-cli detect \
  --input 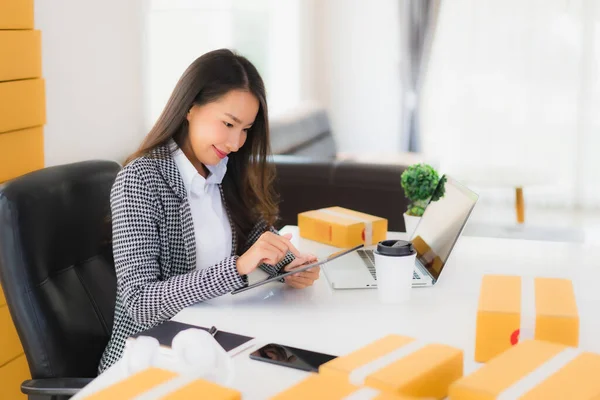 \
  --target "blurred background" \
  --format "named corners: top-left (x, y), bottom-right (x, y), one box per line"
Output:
top-left (19, 0), bottom-right (600, 244)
